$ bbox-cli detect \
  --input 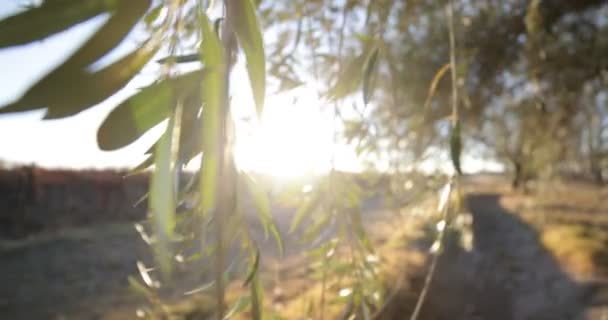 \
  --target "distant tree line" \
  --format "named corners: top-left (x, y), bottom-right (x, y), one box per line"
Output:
top-left (0, 166), bottom-right (148, 238)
